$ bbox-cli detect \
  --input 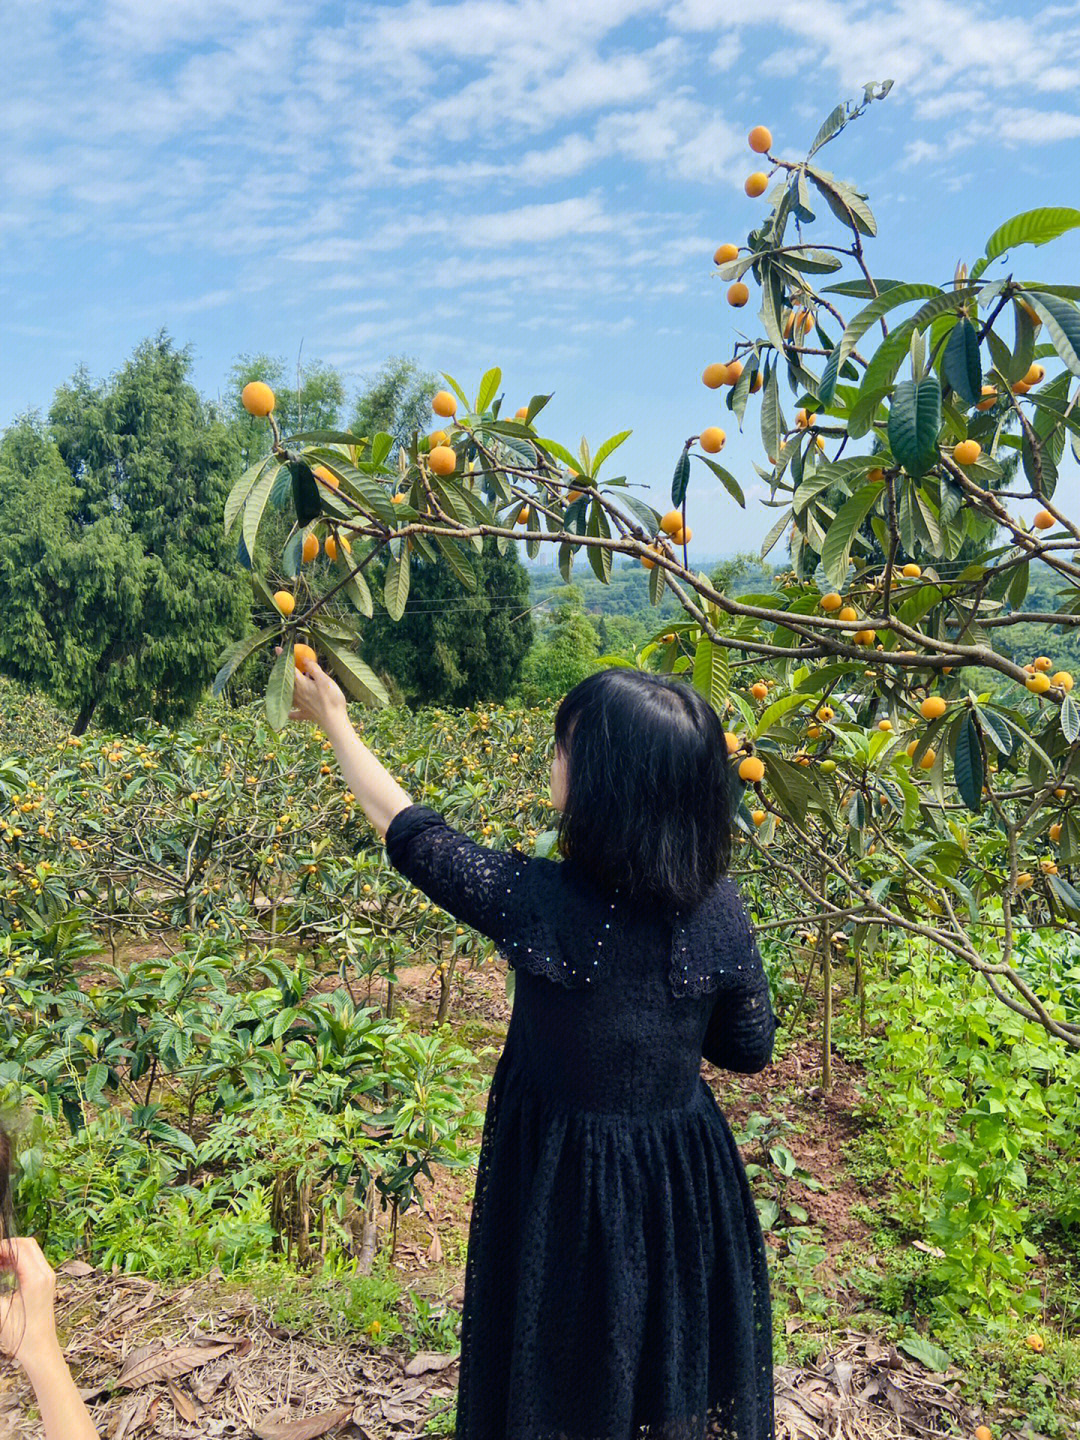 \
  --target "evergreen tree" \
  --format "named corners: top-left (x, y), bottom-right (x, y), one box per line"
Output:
top-left (1, 332), bottom-right (250, 734)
